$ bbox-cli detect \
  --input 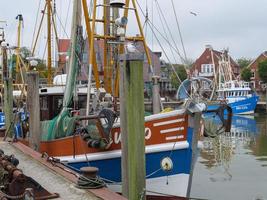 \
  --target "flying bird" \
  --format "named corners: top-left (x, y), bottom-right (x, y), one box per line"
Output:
top-left (190, 11), bottom-right (197, 16)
